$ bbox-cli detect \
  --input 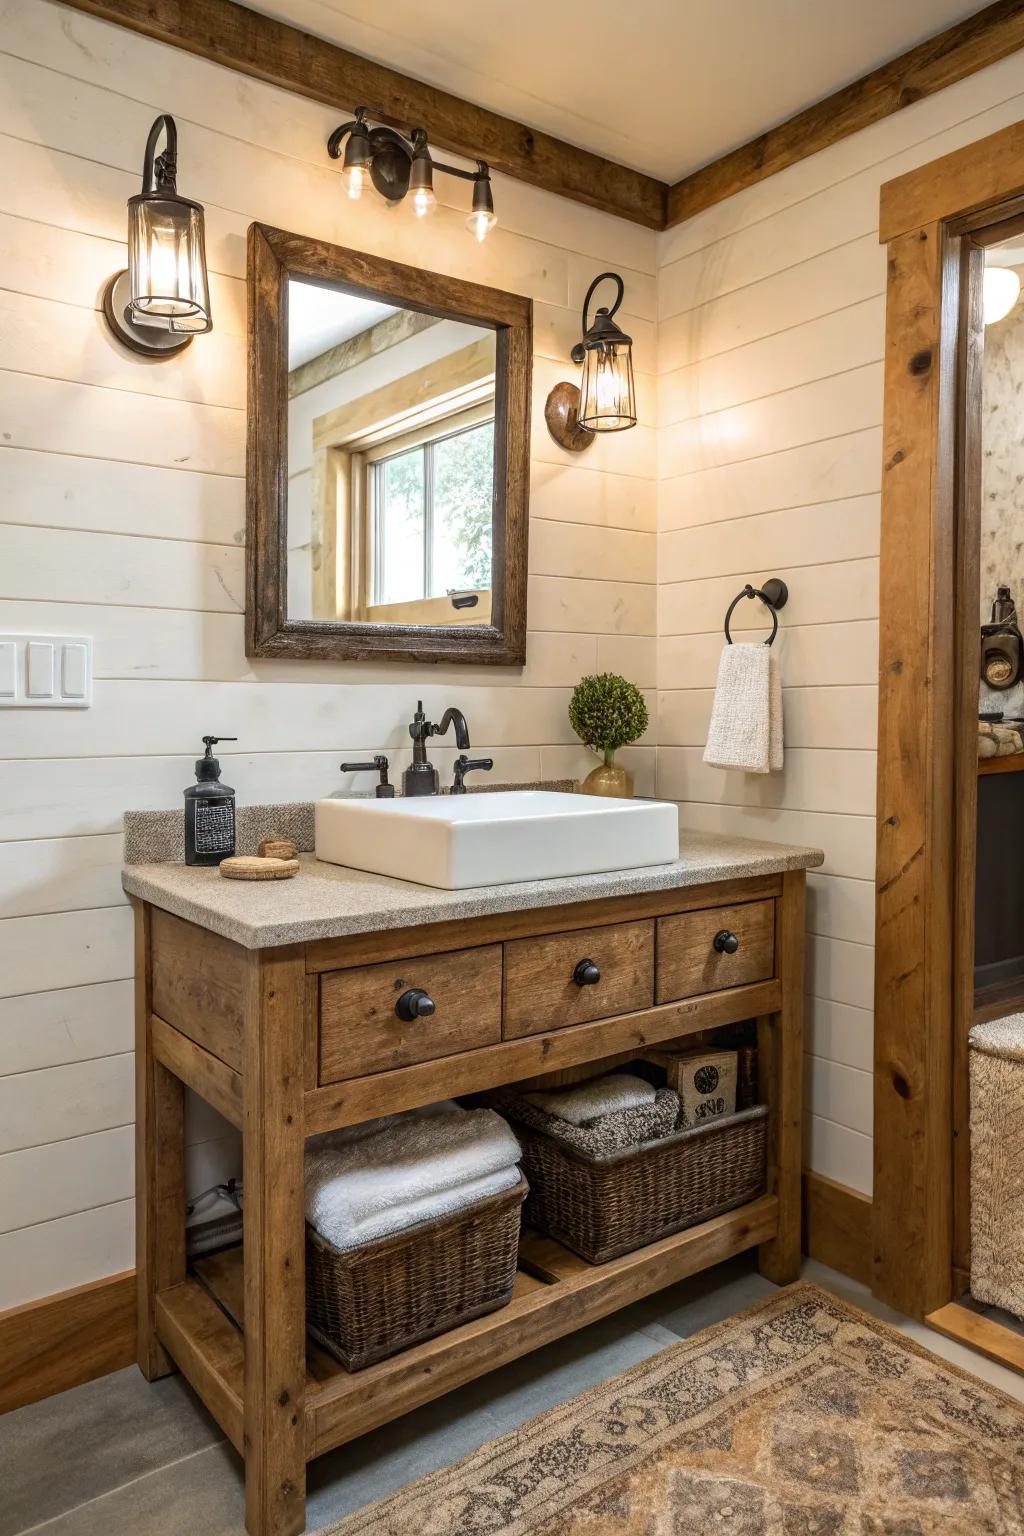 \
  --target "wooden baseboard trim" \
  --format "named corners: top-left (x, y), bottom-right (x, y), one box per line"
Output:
top-left (802, 1170), bottom-right (873, 1287)
top-left (0, 1271), bottom-right (136, 1416)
